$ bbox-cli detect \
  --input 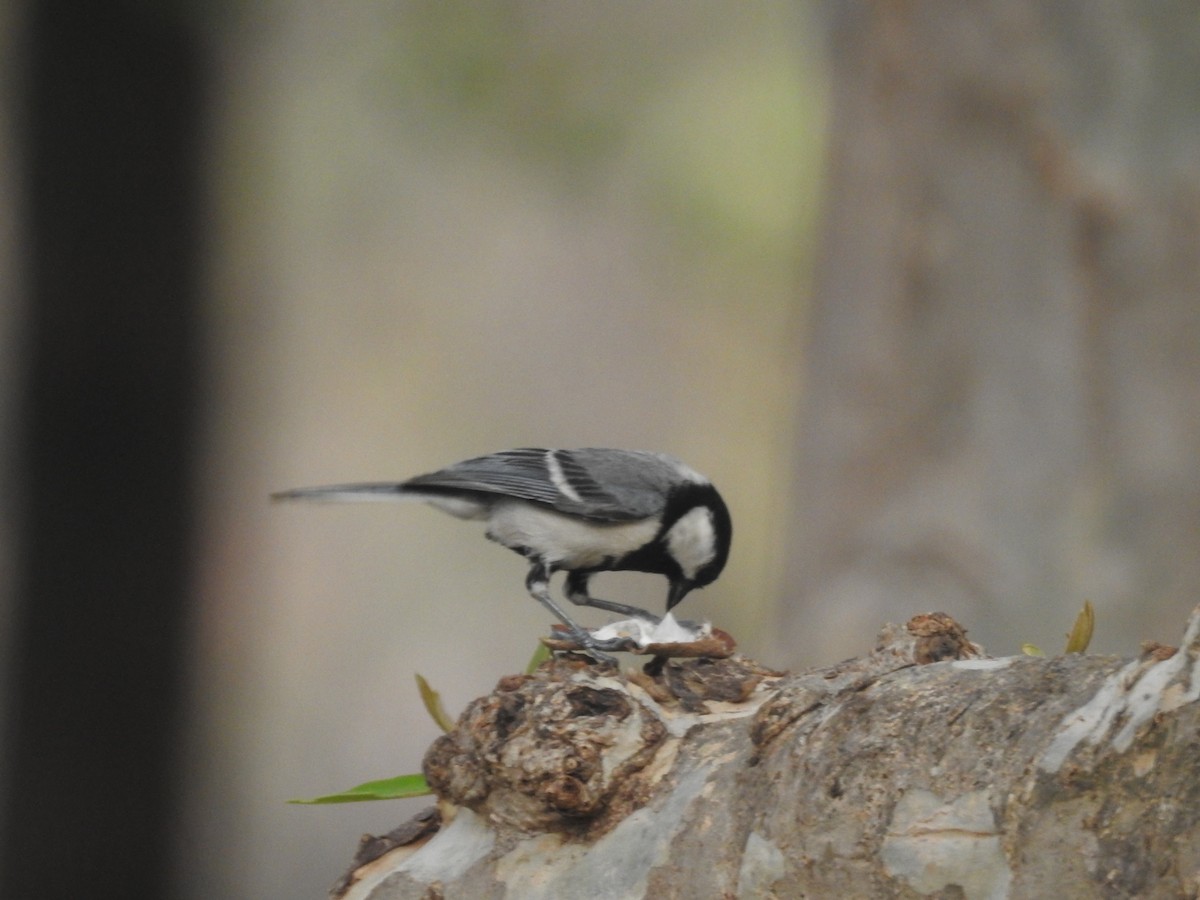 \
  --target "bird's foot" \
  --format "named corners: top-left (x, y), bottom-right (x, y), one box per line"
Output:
top-left (551, 626), bottom-right (626, 667)
top-left (580, 635), bottom-right (630, 667)
top-left (564, 646), bottom-right (617, 667)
